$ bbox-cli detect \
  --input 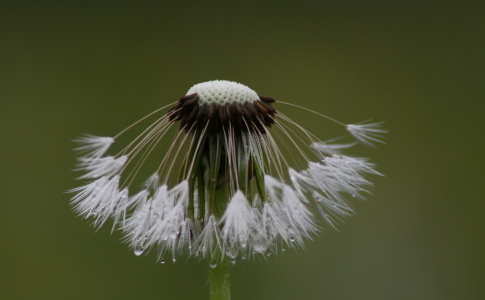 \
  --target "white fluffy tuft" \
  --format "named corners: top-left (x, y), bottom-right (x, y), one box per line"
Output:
top-left (74, 135), bottom-right (114, 160)
top-left (347, 122), bottom-right (387, 147)
top-left (77, 156), bottom-right (127, 179)
top-left (220, 191), bottom-right (259, 249)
